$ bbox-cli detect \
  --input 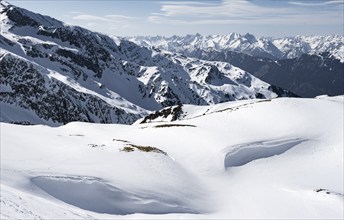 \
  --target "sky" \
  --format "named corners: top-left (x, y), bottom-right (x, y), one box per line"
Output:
top-left (6, 0), bottom-right (344, 37)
